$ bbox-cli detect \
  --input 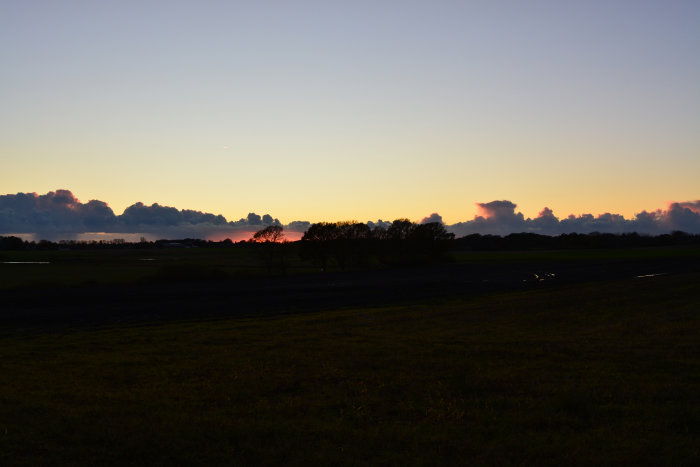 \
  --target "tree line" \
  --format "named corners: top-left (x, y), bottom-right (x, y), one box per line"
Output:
top-left (297, 220), bottom-right (454, 270)
top-left (2, 226), bottom-right (698, 269)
